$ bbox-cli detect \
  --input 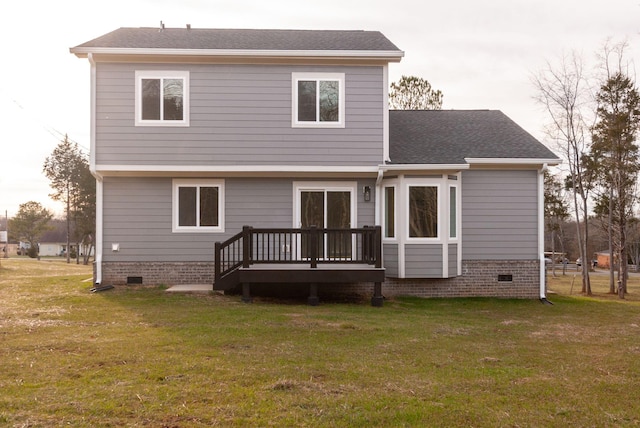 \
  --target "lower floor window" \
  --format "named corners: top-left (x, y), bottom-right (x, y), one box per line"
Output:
top-left (383, 177), bottom-right (461, 243)
top-left (173, 179), bottom-right (224, 232)
top-left (408, 185), bottom-right (438, 238)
